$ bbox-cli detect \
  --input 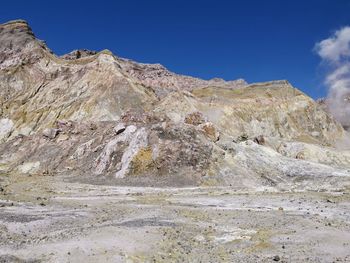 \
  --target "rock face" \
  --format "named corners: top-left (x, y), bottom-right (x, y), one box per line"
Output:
top-left (0, 20), bottom-right (350, 189)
